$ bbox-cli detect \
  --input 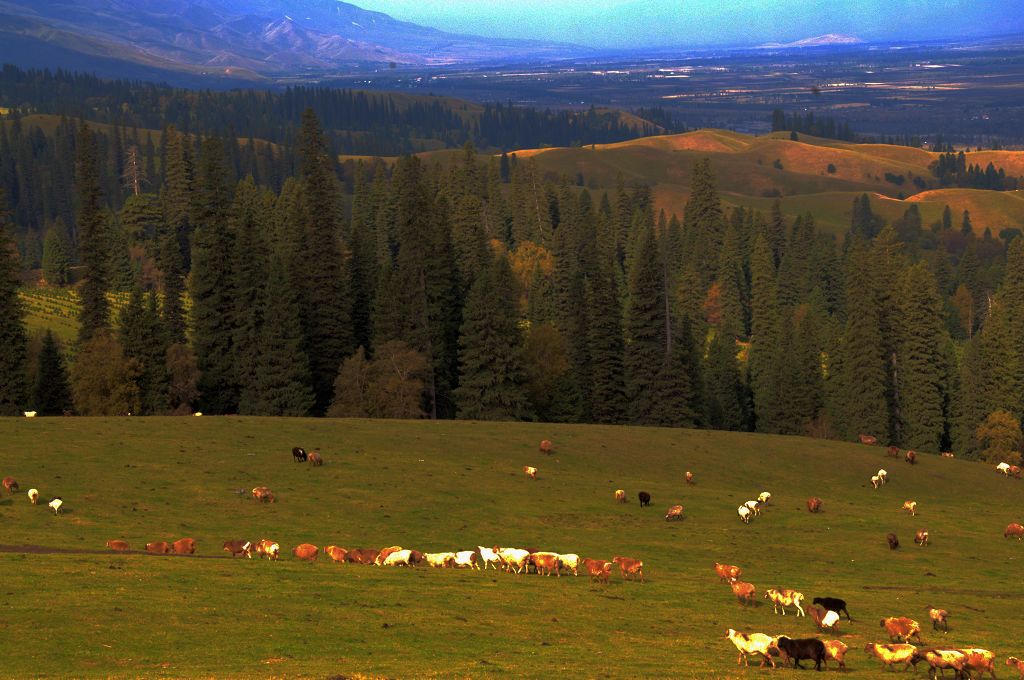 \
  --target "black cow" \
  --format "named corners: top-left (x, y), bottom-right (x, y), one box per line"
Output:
top-left (887, 533), bottom-right (900, 550)
top-left (812, 597), bottom-right (852, 621)
top-left (292, 446), bottom-right (307, 462)
top-left (775, 636), bottom-right (826, 671)
top-left (638, 491), bottom-right (651, 507)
